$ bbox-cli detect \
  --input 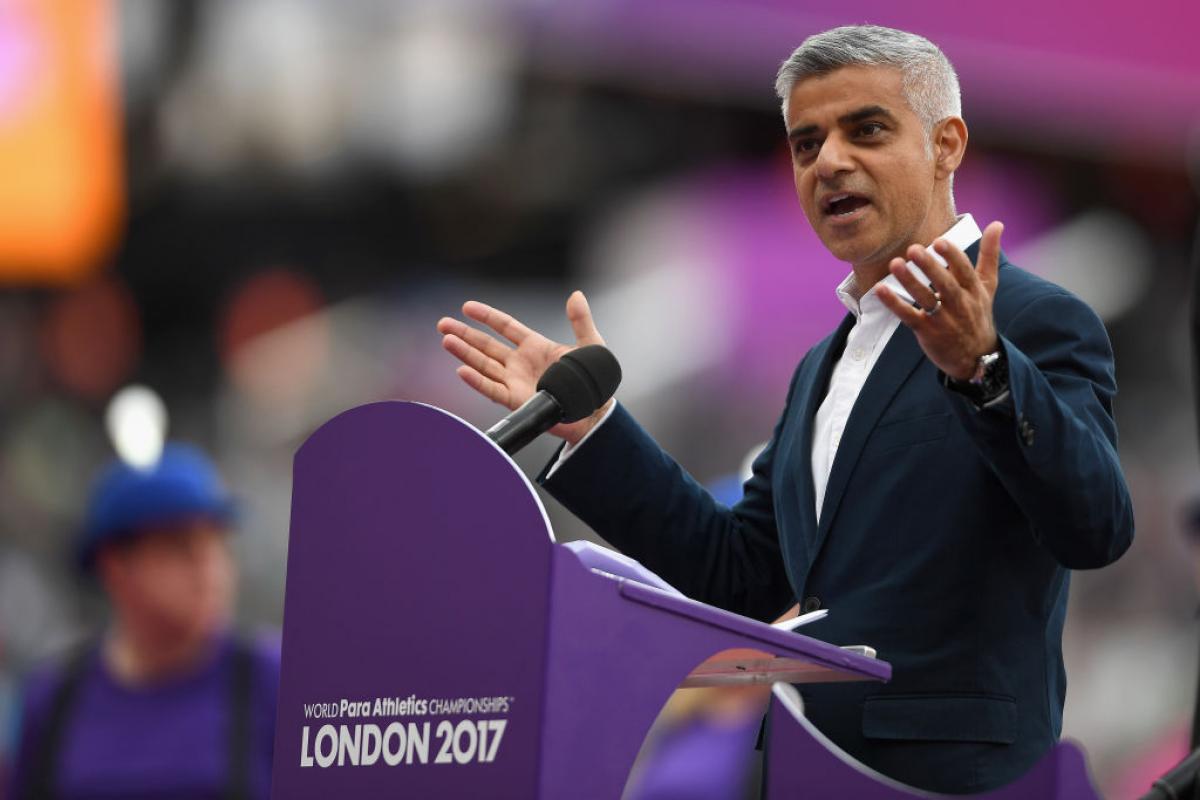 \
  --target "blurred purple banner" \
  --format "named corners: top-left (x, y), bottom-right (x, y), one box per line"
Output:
top-left (529, 0), bottom-right (1199, 156)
